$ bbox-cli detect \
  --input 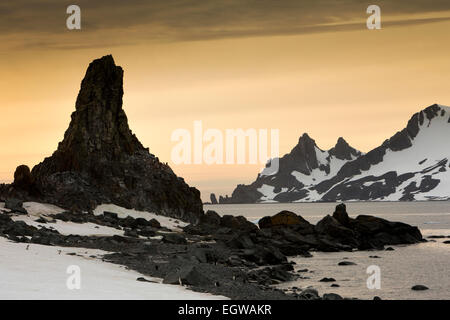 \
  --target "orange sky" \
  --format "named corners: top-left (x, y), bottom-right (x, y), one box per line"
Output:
top-left (1, 4), bottom-right (450, 201)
